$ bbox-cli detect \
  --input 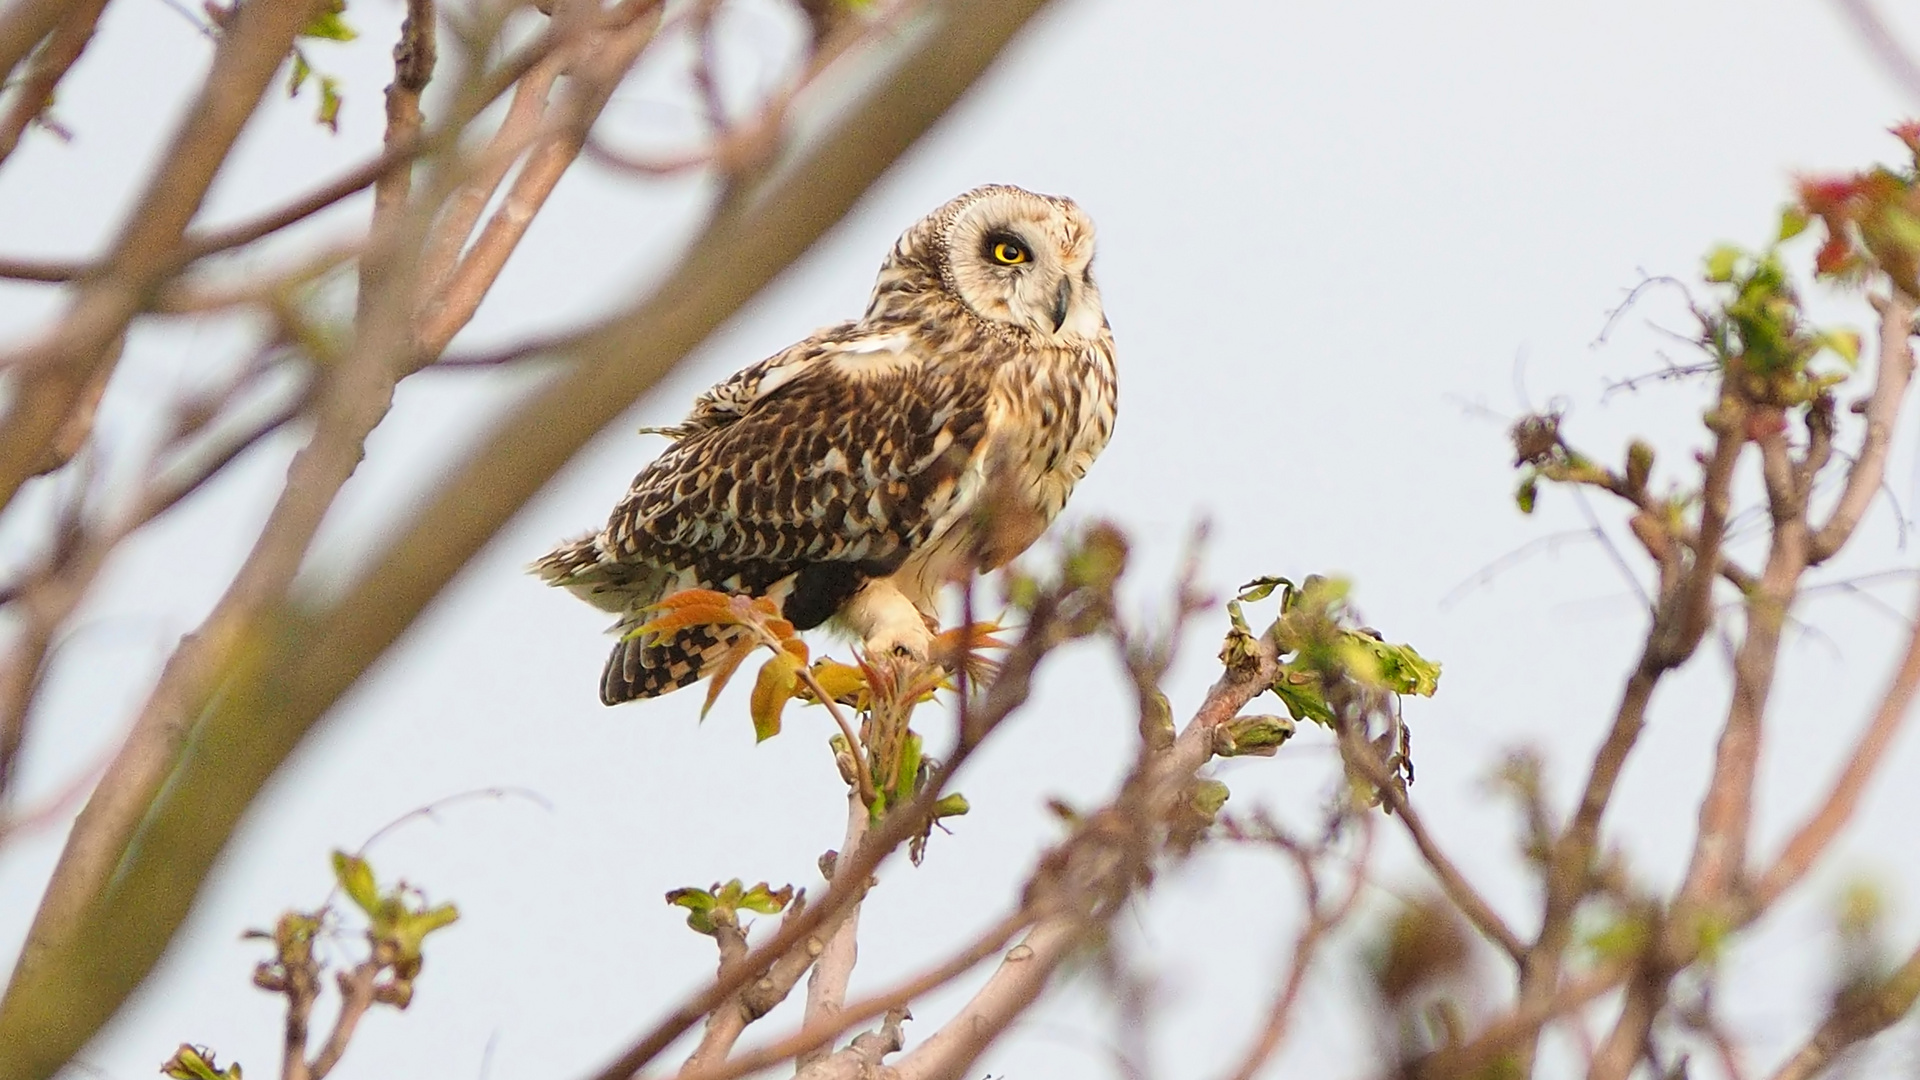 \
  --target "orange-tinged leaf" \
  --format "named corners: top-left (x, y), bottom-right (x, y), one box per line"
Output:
top-left (930, 622), bottom-right (1012, 666)
top-left (649, 588), bottom-right (736, 610)
top-left (750, 652), bottom-right (801, 742)
top-left (634, 606), bottom-right (742, 638)
top-left (700, 638), bottom-right (755, 720)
